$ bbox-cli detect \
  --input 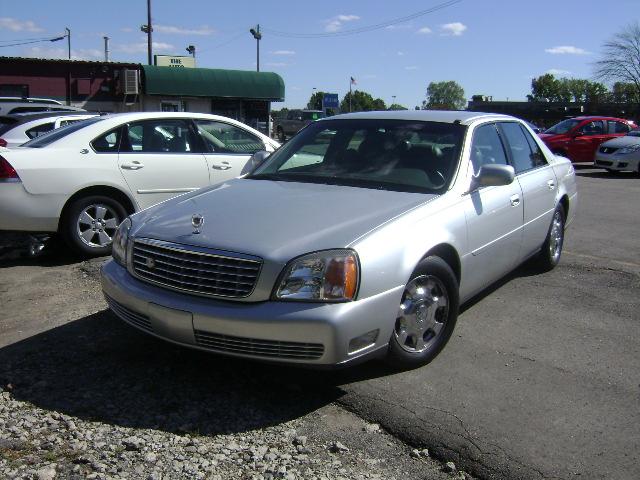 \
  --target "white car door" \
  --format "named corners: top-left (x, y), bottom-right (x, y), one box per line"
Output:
top-left (463, 123), bottom-right (524, 295)
top-left (498, 121), bottom-right (558, 259)
top-left (117, 118), bottom-right (210, 210)
top-left (194, 119), bottom-right (270, 185)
